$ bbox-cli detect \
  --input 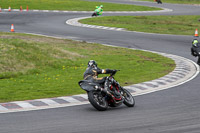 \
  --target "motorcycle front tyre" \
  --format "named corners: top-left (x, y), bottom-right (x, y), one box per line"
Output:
top-left (123, 89), bottom-right (135, 107)
top-left (88, 90), bottom-right (108, 111)
top-left (92, 12), bottom-right (97, 17)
